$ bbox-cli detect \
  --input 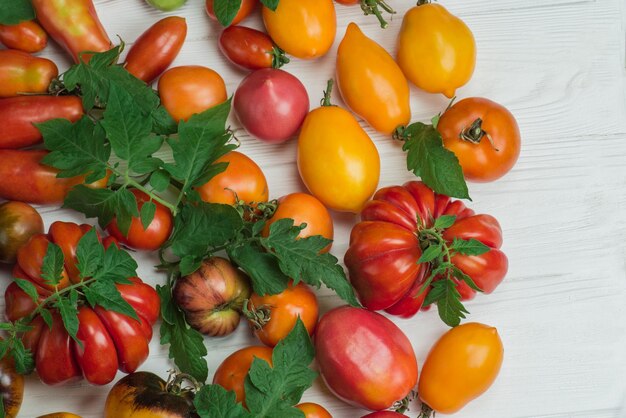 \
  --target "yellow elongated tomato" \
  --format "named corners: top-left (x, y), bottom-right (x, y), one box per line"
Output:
top-left (337, 23), bottom-right (410, 134)
top-left (297, 81), bottom-right (380, 213)
top-left (397, 2), bottom-right (476, 98)
top-left (419, 322), bottom-right (504, 415)
top-left (262, 0), bottom-right (336, 59)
